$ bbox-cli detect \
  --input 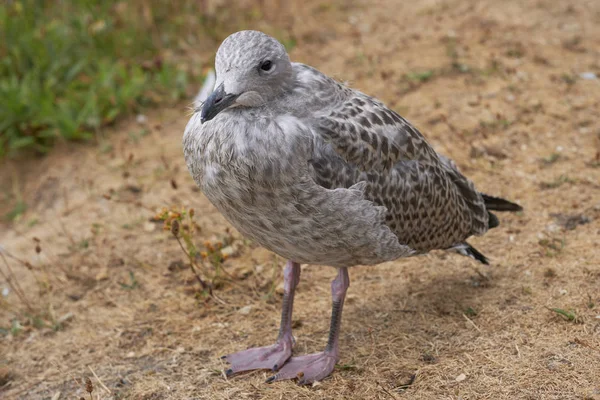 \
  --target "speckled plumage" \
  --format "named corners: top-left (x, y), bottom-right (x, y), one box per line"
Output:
top-left (183, 30), bottom-right (522, 384)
